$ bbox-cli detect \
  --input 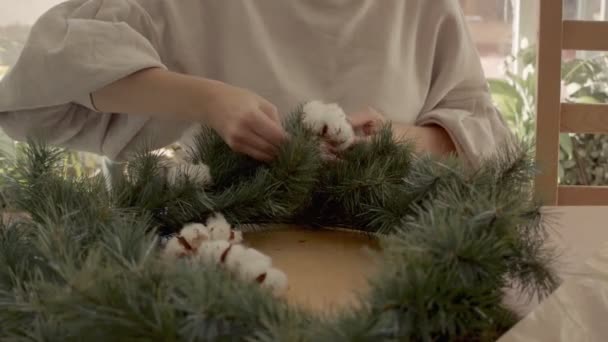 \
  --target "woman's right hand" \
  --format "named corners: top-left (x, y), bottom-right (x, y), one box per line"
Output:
top-left (92, 68), bottom-right (287, 162)
top-left (200, 80), bottom-right (288, 162)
